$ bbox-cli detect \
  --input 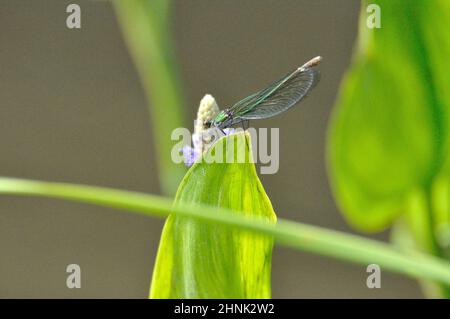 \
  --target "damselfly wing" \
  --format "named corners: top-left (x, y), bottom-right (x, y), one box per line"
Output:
top-left (211, 56), bottom-right (322, 129)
